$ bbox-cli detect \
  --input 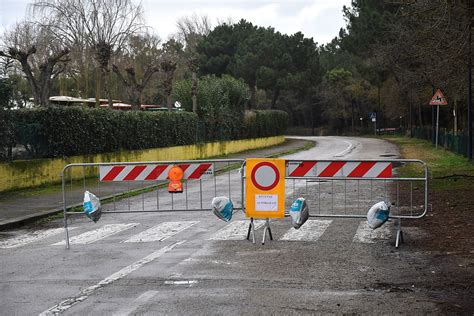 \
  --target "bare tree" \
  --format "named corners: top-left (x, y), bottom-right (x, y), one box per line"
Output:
top-left (33, 0), bottom-right (145, 108)
top-left (0, 22), bottom-right (70, 106)
top-left (112, 33), bottom-right (161, 110)
top-left (158, 38), bottom-right (184, 112)
top-left (175, 14), bottom-right (212, 113)
top-left (0, 56), bottom-right (15, 78)
top-left (160, 59), bottom-right (177, 112)
top-left (175, 14), bottom-right (212, 49)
